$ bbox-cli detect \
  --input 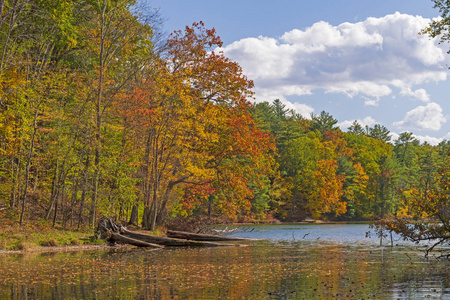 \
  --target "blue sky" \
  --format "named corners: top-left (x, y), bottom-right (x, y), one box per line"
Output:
top-left (147, 0), bottom-right (450, 144)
